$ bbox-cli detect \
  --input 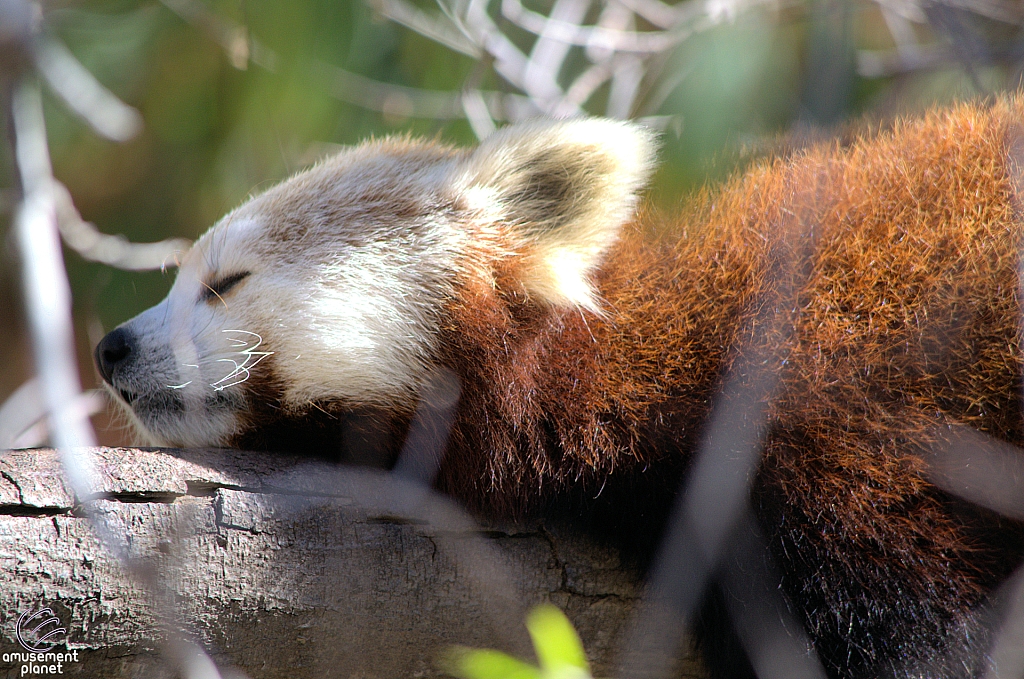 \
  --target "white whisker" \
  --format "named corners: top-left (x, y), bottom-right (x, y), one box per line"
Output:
top-left (209, 329), bottom-right (274, 391)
